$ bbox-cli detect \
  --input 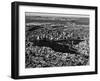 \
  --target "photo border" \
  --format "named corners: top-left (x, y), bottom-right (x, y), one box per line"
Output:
top-left (11, 1), bottom-right (98, 79)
